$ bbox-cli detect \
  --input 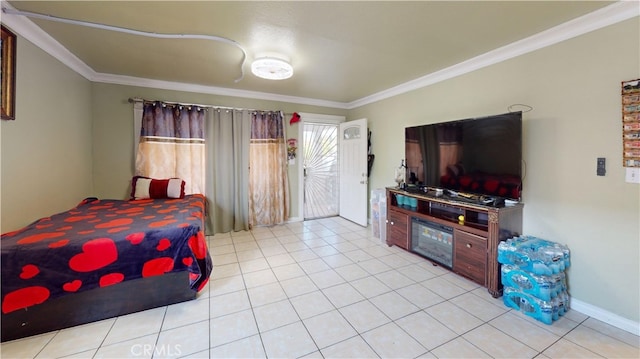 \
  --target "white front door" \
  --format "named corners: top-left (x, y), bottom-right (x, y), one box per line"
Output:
top-left (339, 118), bottom-right (368, 226)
